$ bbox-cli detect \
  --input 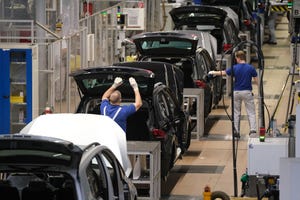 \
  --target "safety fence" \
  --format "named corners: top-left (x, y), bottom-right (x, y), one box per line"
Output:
top-left (0, 0), bottom-right (163, 115)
